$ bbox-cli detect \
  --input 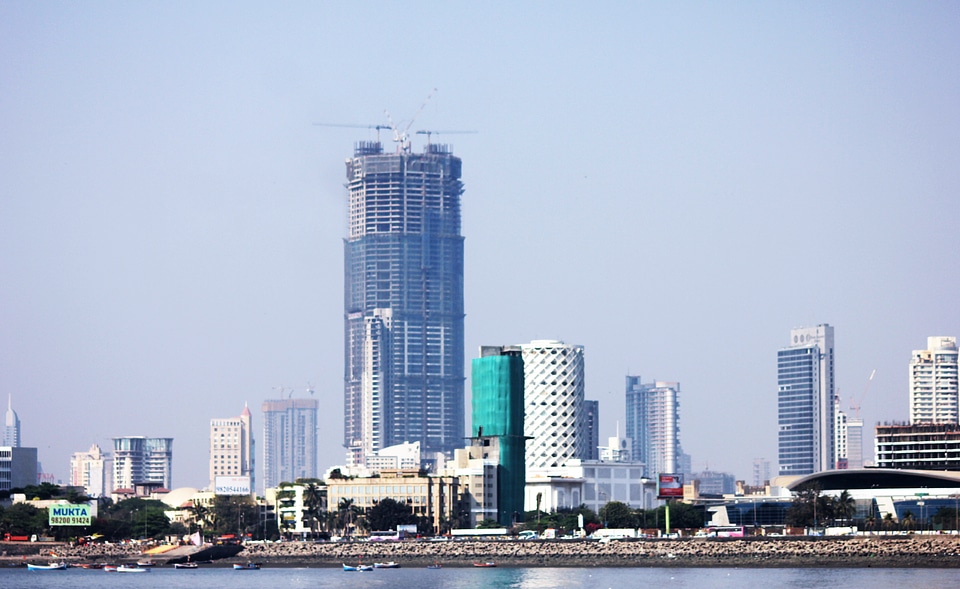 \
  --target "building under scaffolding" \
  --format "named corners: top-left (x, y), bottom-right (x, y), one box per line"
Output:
top-left (343, 141), bottom-right (465, 467)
